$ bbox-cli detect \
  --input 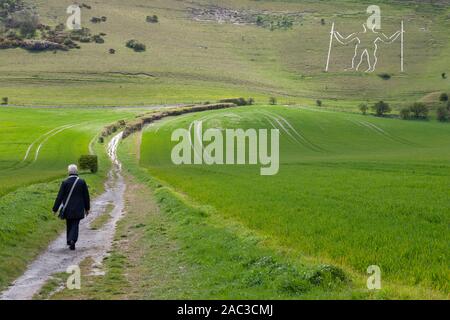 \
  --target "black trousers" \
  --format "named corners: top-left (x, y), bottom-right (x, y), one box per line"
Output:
top-left (66, 219), bottom-right (81, 244)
